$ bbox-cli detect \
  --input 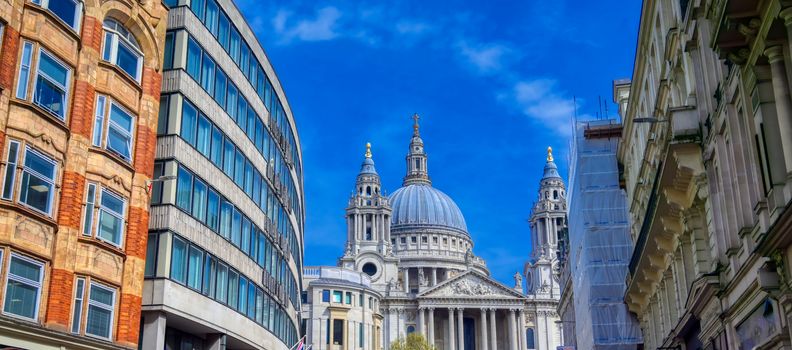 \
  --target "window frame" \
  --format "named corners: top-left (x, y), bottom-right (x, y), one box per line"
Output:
top-left (93, 96), bottom-right (136, 162)
top-left (101, 19), bottom-right (144, 82)
top-left (1, 141), bottom-right (20, 200)
top-left (32, 47), bottom-right (72, 120)
top-left (70, 277), bottom-right (85, 333)
top-left (84, 280), bottom-right (116, 340)
top-left (3, 253), bottom-right (44, 321)
top-left (18, 145), bottom-right (58, 216)
top-left (32, 0), bottom-right (83, 31)
top-left (82, 183), bottom-right (127, 247)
